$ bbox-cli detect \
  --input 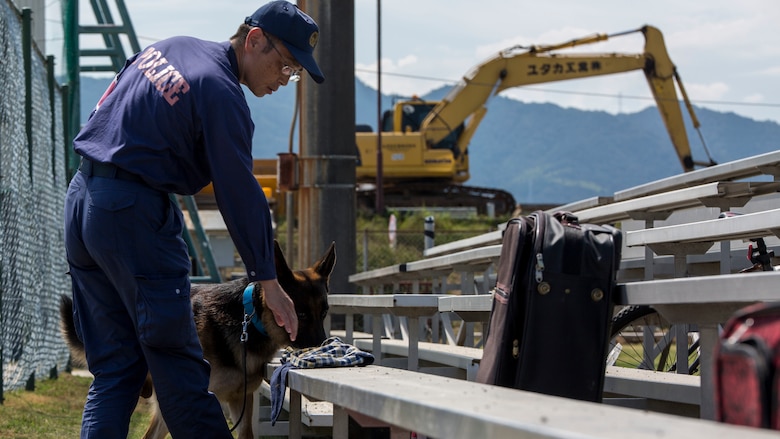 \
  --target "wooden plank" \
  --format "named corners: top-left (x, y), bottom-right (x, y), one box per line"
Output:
top-left (286, 365), bottom-right (779, 439)
top-left (348, 264), bottom-right (405, 286)
top-left (603, 366), bottom-right (700, 405)
top-left (625, 208), bottom-right (780, 248)
top-left (438, 294), bottom-right (492, 322)
top-left (615, 270), bottom-right (780, 309)
top-left (350, 246), bottom-right (501, 294)
top-left (614, 150), bottom-right (780, 202)
top-left (576, 182), bottom-right (723, 224)
top-left (353, 338), bottom-right (482, 371)
top-left (405, 245), bottom-right (502, 273)
top-left (547, 195), bottom-right (614, 214)
top-left (328, 294), bottom-right (443, 317)
top-left (423, 229), bottom-right (503, 258)
top-left (574, 182), bottom-right (778, 225)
